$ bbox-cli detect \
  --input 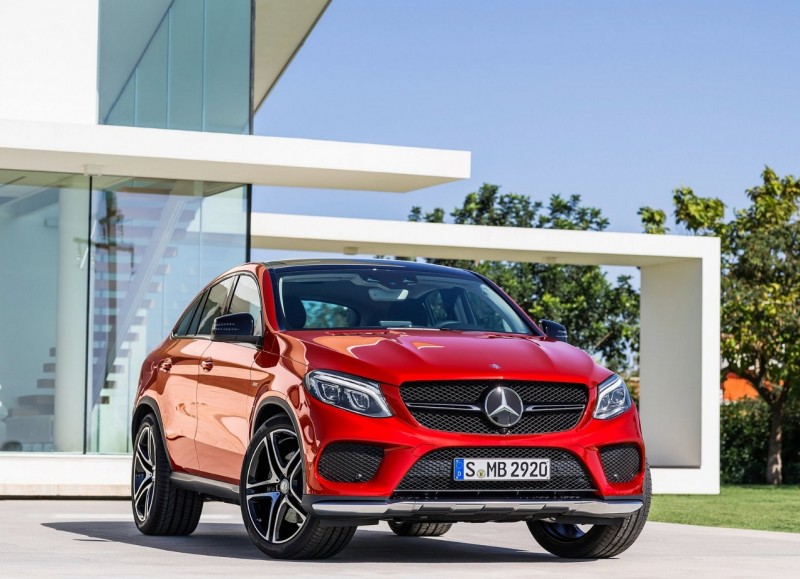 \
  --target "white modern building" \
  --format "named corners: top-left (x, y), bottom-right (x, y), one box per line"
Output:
top-left (0, 0), bottom-right (719, 496)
